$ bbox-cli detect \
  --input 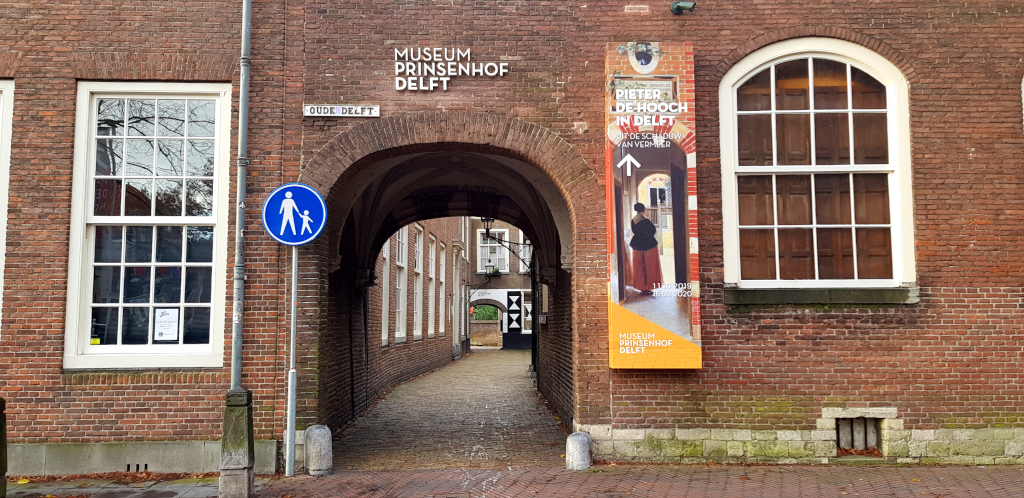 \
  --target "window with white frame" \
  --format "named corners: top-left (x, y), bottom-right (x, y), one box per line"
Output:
top-left (719, 38), bottom-right (915, 290)
top-left (0, 80), bottom-right (12, 340)
top-left (381, 240), bottom-right (390, 346)
top-left (395, 226), bottom-right (408, 342)
top-left (438, 244), bottom-right (446, 336)
top-left (477, 228), bottom-right (509, 273)
top-left (413, 225), bottom-right (423, 340)
top-left (64, 82), bottom-right (231, 369)
top-left (427, 235), bottom-right (436, 339)
top-left (518, 230), bottom-right (532, 274)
